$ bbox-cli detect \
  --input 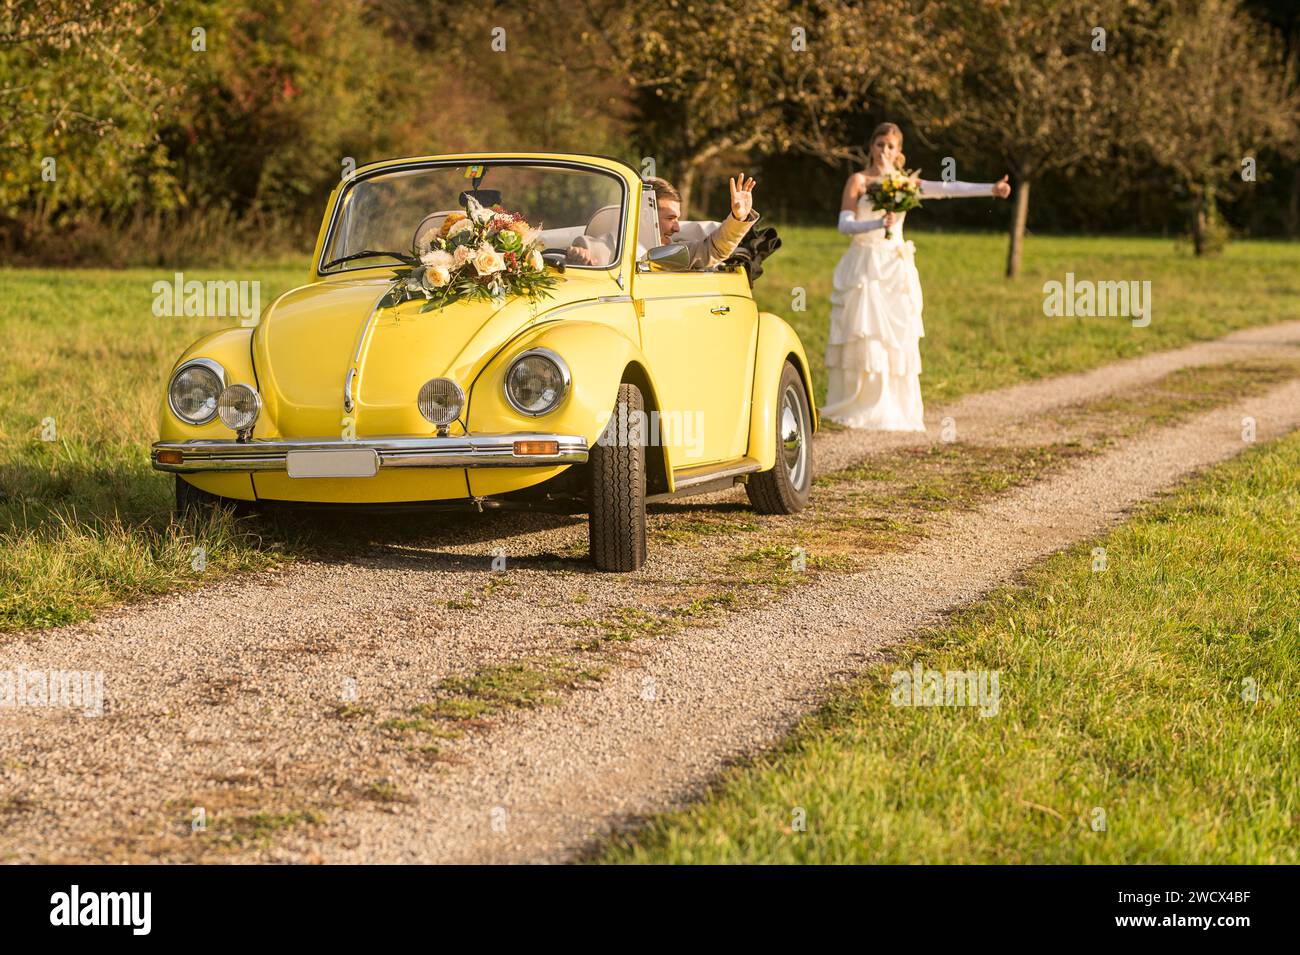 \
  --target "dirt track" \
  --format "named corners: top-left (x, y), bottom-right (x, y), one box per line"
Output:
top-left (3, 320), bottom-right (1299, 863)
